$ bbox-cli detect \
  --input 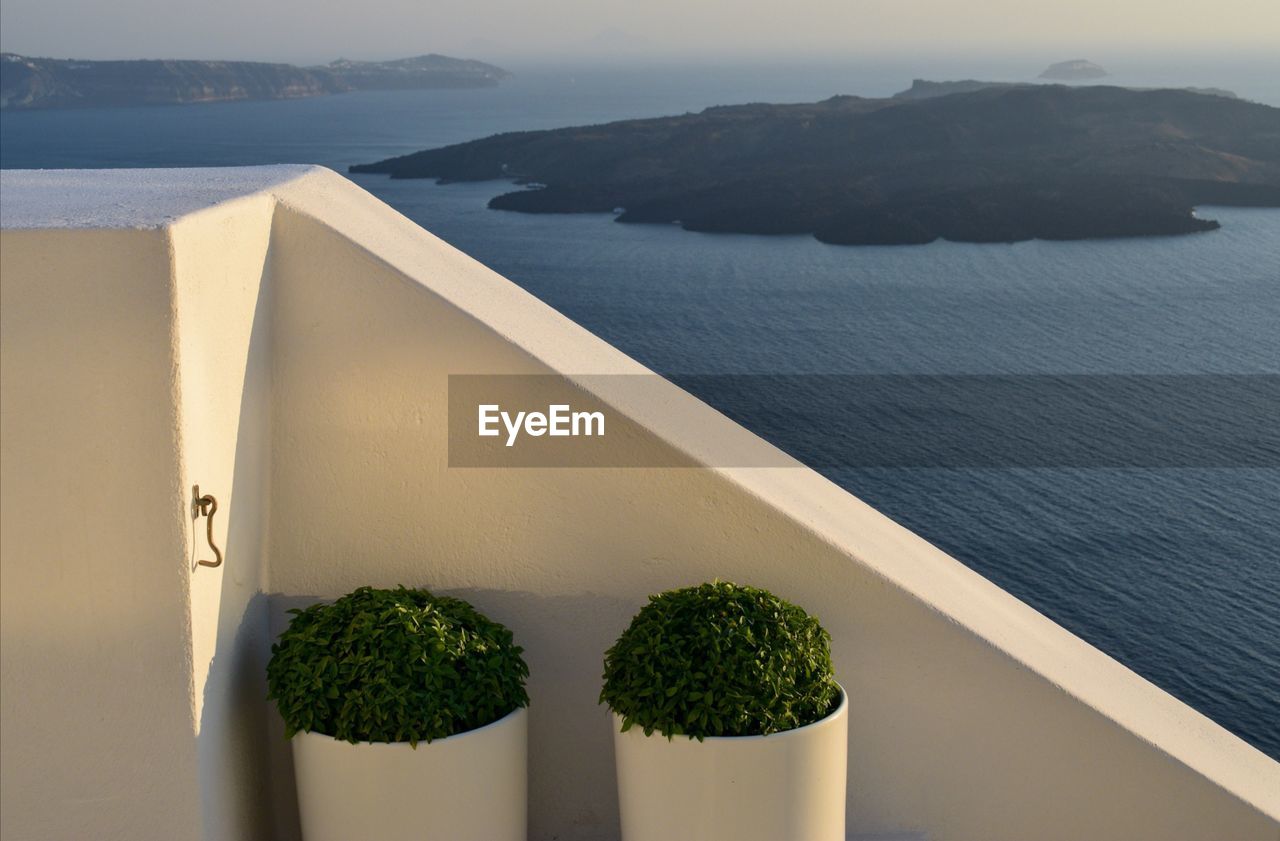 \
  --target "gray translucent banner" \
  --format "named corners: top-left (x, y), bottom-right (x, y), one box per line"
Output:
top-left (449, 374), bottom-right (1280, 468)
